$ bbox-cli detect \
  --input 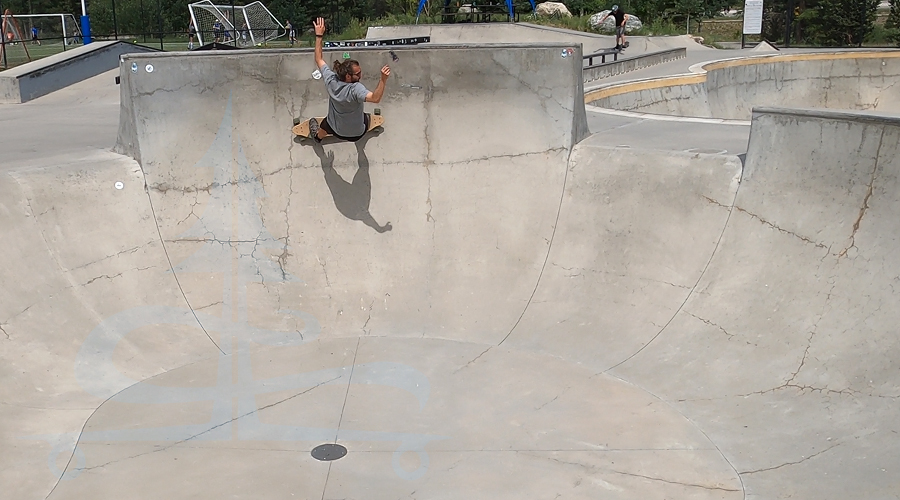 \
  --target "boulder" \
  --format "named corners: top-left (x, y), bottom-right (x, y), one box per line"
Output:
top-left (589, 10), bottom-right (643, 32)
top-left (535, 2), bottom-right (572, 17)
